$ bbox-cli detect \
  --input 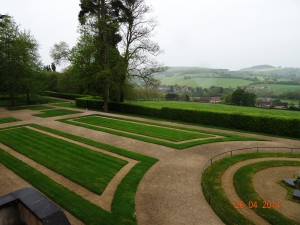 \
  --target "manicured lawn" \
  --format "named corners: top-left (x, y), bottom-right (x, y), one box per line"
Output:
top-left (73, 115), bottom-right (210, 142)
top-left (34, 109), bottom-right (82, 118)
top-left (62, 115), bottom-right (260, 149)
top-left (0, 117), bottom-right (20, 124)
top-left (234, 160), bottom-right (300, 225)
top-left (8, 105), bottom-right (52, 111)
top-left (0, 124), bottom-right (157, 225)
top-left (129, 101), bottom-right (300, 120)
top-left (0, 127), bottom-right (127, 194)
top-left (201, 153), bottom-right (300, 225)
